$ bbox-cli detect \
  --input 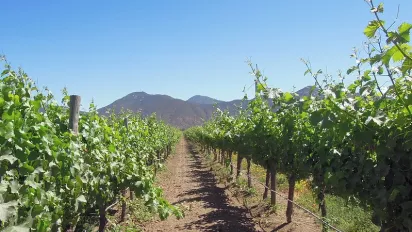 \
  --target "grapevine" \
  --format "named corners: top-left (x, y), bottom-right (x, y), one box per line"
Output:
top-left (0, 60), bottom-right (182, 231)
top-left (185, 1), bottom-right (412, 231)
